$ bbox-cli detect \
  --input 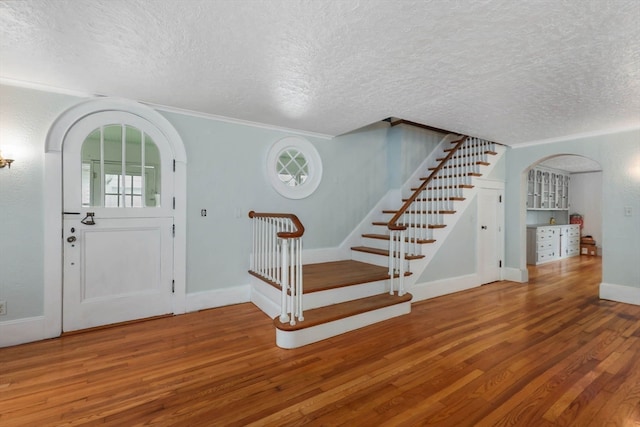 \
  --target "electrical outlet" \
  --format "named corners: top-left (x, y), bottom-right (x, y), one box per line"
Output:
top-left (0, 300), bottom-right (6, 316)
